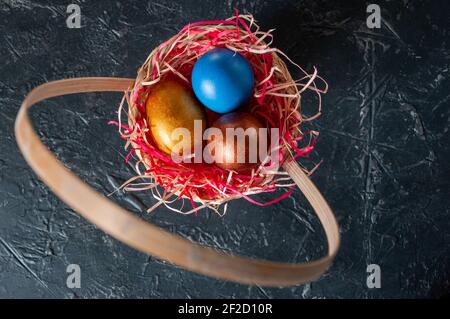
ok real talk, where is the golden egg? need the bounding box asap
[206,112,266,172]
[146,78,206,156]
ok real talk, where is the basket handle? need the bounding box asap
[15,77,340,287]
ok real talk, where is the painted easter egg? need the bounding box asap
[191,48,254,114]
[146,78,206,156]
[206,112,265,171]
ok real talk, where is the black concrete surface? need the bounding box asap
[0,0,449,298]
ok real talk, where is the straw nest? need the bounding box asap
[112,13,327,215]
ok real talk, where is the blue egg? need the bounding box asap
[191,48,254,114]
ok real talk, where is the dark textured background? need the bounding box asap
[0,0,449,298]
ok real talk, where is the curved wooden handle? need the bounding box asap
[15,77,340,287]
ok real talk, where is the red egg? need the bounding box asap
[206,112,266,172]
